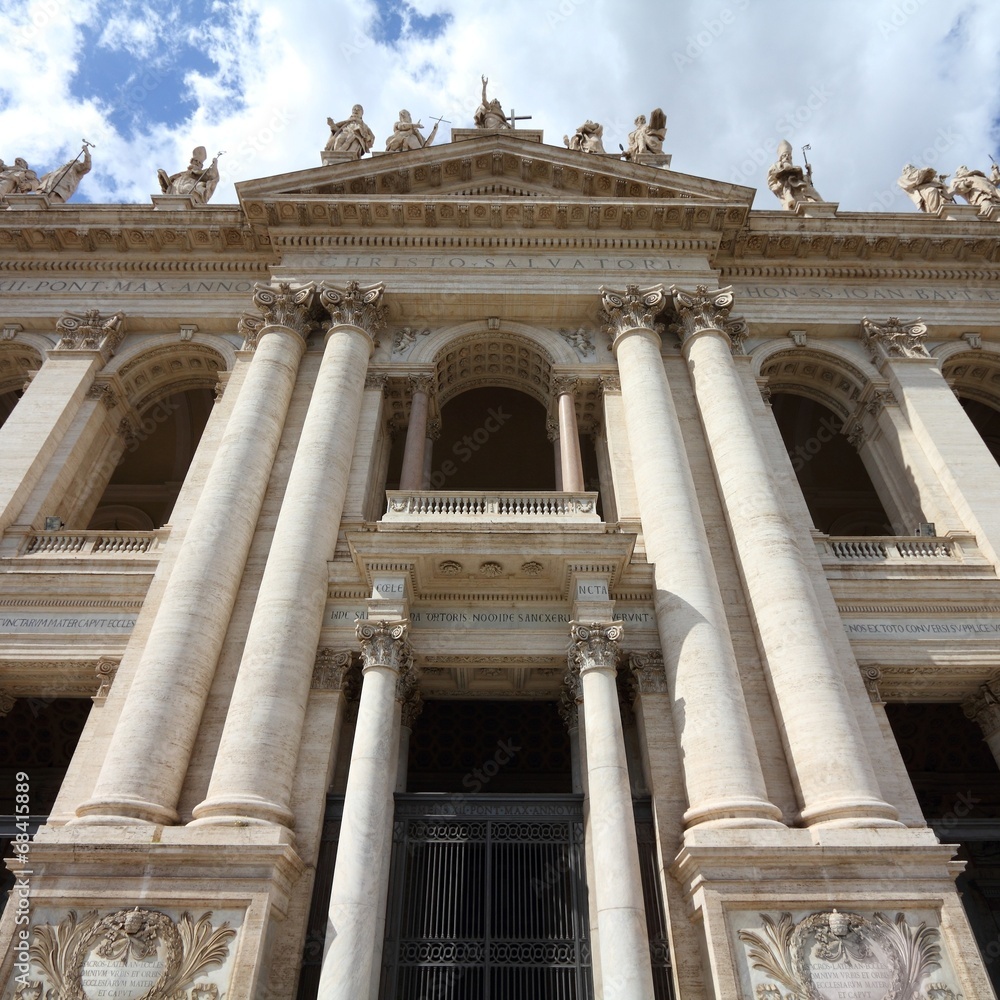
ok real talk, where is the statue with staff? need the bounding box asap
[157,146,223,205]
[385,110,443,152]
[35,139,94,203]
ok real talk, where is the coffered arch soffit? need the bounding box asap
[755,345,872,419]
[942,348,1000,410]
[105,337,233,415]
[0,340,43,395]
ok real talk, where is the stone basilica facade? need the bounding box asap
[2,124,1000,1000]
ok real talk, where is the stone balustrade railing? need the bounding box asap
[19,529,164,557]
[382,491,601,524]
[815,533,994,573]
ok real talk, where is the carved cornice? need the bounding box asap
[356,619,411,674]
[311,648,354,691]
[628,651,669,695]
[599,284,667,343]
[568,620,624,674]
[670,284,748,352]
[964,673,1000,738]
[859,316,930,365]
[55,309,127,359]
[251,281,316,337]
[319,280,387,336]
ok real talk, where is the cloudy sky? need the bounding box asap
[1,0,998,212]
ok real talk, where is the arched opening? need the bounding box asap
[430,386,555,491]
[87,387,214,529]
[771,391,892,535]
[0,389,20,430]
[960,397,1000,465]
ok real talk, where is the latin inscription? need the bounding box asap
[0,613,136,634]
[325,604,655,630]
[845,618,1000,638]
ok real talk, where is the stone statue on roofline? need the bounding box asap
[625,109,666,159]
[36,142,93,203]
[564,120,606,154]
[326,104,375,158]
[948,164,1000,212]
[0,157,40,198]
[385,110,439,152]
[474,75,510,129]
[897,163,954,214]
[157,146,220,205]
[767,140,823,210]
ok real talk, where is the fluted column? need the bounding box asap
[600,284,781,829]
[964,674,1000,770]
[399,374,433,491]
[861,316,1000,569]
[191,281,384,828]
[673,284,898,828]
[74,285,313,825]
[0,310,124,532]
[570,622,655,1000]
[319,621,414,999]
[554,375,585,491]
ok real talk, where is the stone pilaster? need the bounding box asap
[673,283,899,828]
[191,280,384,829]
[862,315,1000,570]
[569,621,655,1000]
[600,283,782,830]
[319,620,414,1000]
[74,284,314,825]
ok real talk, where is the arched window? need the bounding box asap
[770,391,892,535]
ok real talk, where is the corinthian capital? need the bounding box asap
[320,280,388,336]
[599,284,667,342]
[55,309,127,359]
[356,619,411,673]
[629,651,669,695]
[251,281,317,337]
[859,316,930,364]
[670,284,748,351]
[964,674,1000,739]
[568,620,624,674]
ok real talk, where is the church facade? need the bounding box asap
[1,128,1000,1000]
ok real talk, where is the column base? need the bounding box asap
[189,793,296,830]
[683,796,786,829]
[798,795,902,828]
[71,794,178,826]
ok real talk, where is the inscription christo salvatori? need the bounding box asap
[736,909,963,1000]
[17,906,237,1000]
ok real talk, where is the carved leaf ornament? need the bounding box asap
[737,909,952,1000]
[27,907,236,1000]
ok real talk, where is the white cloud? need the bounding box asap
[1,0,998,211]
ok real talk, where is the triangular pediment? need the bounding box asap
[237,133,754,238]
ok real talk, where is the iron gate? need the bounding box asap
[379,794,594,1000]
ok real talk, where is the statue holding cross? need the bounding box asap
[474,75,532,130]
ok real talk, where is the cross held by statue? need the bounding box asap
[507,109,532,129]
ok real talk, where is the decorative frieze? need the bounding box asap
[599,283,667,342]
[859,315,930,364]
[250,281,316,337]
[319,280,387,336]
[55,309,127,359]
[670,283,749,352]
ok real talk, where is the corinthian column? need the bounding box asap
[673,284,898,827]
[600,284,781,829]
[192,281,385,829]
[319,620,413,999]
[74,284,314,824]
[554,374,585,491]
[399,374,433,490]
[570,622,655,1000]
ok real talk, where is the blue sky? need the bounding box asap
[1,0,998,210]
